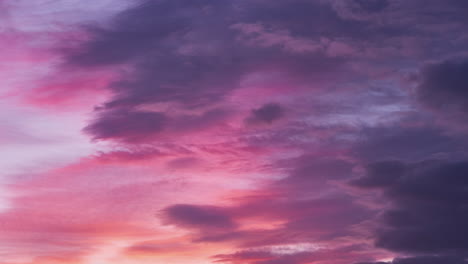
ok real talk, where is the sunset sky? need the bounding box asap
[1,1,468,263]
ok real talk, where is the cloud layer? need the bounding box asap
[1,0,468,263]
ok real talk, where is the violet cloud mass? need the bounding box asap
[1,0,468,264]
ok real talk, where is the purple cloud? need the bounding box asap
[352,160,468,254]
[162,204,237,230]
[245,103,285,125]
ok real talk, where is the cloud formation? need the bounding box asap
[2,0,468,263]
[417,58,468,119]
[245,103,285,125]
[351,159,468,258]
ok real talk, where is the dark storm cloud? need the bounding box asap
[58,0,468,144]
[69,0,251,143]
[350,160,407,188]
[67,0,225,66]
[245,103,285,125]
[329,0,390,22]
[353,126,466,162]
[391,256,468,264]
[66,0,409,143]
[352,160,468,254]
[354,0,389,13]
[417,58,468,117]
[356,255,468,264]
[333,0,468,23]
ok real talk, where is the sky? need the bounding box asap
[1,0,468,263]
